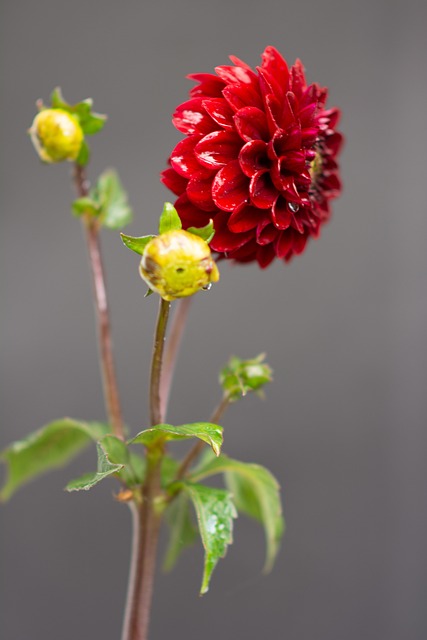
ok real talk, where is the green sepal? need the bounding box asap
[191,454,284,572]
[187,219,215,244]
[71,196,100,218]
[65,441,124,492]
[120,233,156,255]
[220,354,273,402]
[92,169,133,229]
[0,419,109,501]
[158,202,182,235]
[50,87,107,136]
[130,423,223,456]
[75,139,90,166]
[183,483,237,594]
[163,492,198,571]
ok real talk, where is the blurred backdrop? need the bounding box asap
[1,1,427,639]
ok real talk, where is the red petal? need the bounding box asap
[256,244,276,268]
[228,203,266,232]
[212,160,250,212]
[271,198,292,230]
[249,171,278,209]
[275,231,294,258]
[290,60,307,97]
[326,132,344,155]
[290,212,304,233]
[170,135,203,178]
[227,239,258,262]
[298,103,317,126]
[210,211,253,252]
[239,140,270,177]
[195,131,241,169]
[234,107,270,142]
[261,46,289,91]
[187,171,216,211]
[215,64,257,85]
[175,194,212,228]
[202,99,235,130]
[256,221,278,245]
[188,73,225,98]
[293,231,308,254]
[160,168,188,196]
[223,83,263,112]
[173,99,217,135]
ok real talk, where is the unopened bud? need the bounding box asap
[140,230,220,301]
[29,108,84,163]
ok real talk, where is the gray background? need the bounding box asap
[1,0,427,639]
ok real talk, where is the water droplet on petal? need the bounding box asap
[202,283,212,291]
[288,201,300,213]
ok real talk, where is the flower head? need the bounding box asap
[29,108,84,163]
[140,229,220,301]
[161,46,343,267]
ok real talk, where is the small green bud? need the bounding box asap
[29,108,84,163]
[220,354,273,401]
[139,229,220,301]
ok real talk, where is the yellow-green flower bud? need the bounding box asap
[140,230,220,301]
[29,108,84,163]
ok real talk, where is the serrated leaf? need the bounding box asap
[76,139,90,166]
[130,423,223,456]
[0,419,109,501]
[120,233,155,255]
[158,202,182,235]
[187,219,215,244]
[191,455,284,572]
[163,492,198,571]
[93,169,133,229]
[184,483,236,594]
[71,196,99,218]
[65,441,123,492]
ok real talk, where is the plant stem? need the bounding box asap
[73,164,125,440]
[175,394,231,481]
[122,297,170,640]
[160,297,192,420]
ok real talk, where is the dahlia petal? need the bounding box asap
[293,231,308,254]
[290,59,307,97]
[170,135,203,178]
[212,160,250,212]
[299,103,317,127]
[228,204,267,232]
[257,67,285,104]
[227,239,258,262]
[215,64,257,85]
[301,127,319,146]
[290,212,304,234]
[321,173,342,194]
[210,211,253,252]
[175,193,212,228]
[188,73,226,98]
[202,99,235,130]
[275,231,294,258]
[239,140,269,177]
[160,168,188,196]
[321,107,341,129]
[187,171,217,212]
[223,83,264,112]
[271,197,292,230]
[249,171,278,209]
[195,131,241,169]
[326,132,344,155]
[173,98,217,136]
[234,107,270,142]
[261,46,289,92]
[229,55,252,70]
[256,244,276,268]
[256,222,278,245]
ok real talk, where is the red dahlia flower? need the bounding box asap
[161,46,343,268]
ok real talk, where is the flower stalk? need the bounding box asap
[73,164,125,440]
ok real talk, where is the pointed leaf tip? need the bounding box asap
[158,202,182,235]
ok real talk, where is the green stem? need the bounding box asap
[122,297,170,640]
[73,164,125,440]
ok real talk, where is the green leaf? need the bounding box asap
[158,202,182,235]
[184,483,237,594]
[71,196,99,218]
[120,233,155,255]
[76,139,90,166]
[94,169,133,229]
[220,354,273,402]
[0,419,109,501]
[187,219,215,244]
[65,441,123,492]
[130,423,223,456]
[50,86,68,109]
[191,454,284,572]
[163,492,198,571]
[50,88,107,136]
